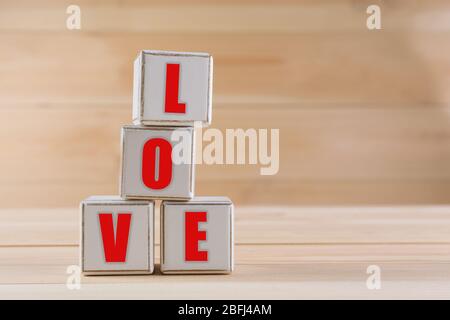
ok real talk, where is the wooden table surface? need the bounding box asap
[1,205,449,299]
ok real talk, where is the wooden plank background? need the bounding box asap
[0,0,449,207]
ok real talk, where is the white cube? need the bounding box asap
[133,50,212,126]
[80,196,154,275]
[120,125,195,200]
[161,196,234,274]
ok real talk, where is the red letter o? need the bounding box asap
[142,138,173,189]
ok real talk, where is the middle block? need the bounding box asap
[120,125,195,200]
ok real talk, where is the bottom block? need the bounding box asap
[161,196,234,274]
[81,196,154,275]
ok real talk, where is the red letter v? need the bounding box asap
[99,213,132,262]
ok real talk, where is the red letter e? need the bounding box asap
[185,211,208,261]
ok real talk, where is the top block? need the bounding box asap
[132,50,213,127]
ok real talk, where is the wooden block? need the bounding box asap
[120,125,195,200]
[133,50,212,126]
[161,196,234,274]
[80,196,154,275]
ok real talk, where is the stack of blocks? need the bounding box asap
[80,50,234,275]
